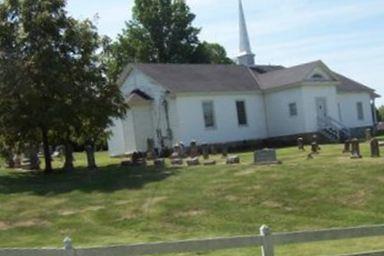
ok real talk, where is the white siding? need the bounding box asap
[122,111,137,153]
[107,118,127,157]
[337,92,373,128]
[109,68,179,155]
[175,93,268,144]
[265,87,306,137]
[132,105,155,152]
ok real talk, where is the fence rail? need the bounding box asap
[1,224,384,256]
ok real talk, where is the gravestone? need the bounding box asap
[179,141,186,158]
[370,138,380,157]
[221,144,228,158]
[210,145,218,155]
[254,149,281,165]
[202,143,210,160]
[297,137,305,151]
[13,154,22,168]
[226,155,240,165]
[189,140,199,158]
[171,158,183,166]
[351,138,362,159]
[25,145,40,170]
[311,142,319,154]
[171,144,182,159]
[154,158,166,168]
[312,135,320,148]
[203,160,216,166]
[121,152,146,167]
[343,139,351,153]
[366,128,372,141]
[186,157,200,166]
[146,139,157,160]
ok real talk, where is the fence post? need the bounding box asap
[64,237,74,256]
[260,225,274,256]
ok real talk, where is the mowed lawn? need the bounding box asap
[1,143,384,256]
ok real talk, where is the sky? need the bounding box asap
[67,0,384,105]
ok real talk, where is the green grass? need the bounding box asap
[1,144,384,256]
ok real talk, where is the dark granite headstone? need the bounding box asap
[366,128,372,141]
[343,139,351,153]
[254,149,281,165]
[221,144,228,158]
[146,139,156,160]
[202,143,210,160]
[311,142,319,154]
[154,158,166,168]
[187,157,200,166]
[370,138,380,157]
[297,137,305,151]
[351,138,362,159]
[189,140,199,158]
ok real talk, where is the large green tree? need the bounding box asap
[107,0,232,80]
[0,0,127,172]
[377,106,384,122]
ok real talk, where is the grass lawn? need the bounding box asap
[1,143,384,255]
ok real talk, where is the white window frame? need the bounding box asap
[202,100,216,129]
[236,100,248,126]
[357,102,364,121]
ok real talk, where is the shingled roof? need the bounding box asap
[133,63,261,93]
[255,60,327,90]
[121,61,378,97]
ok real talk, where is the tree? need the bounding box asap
[0,0,127,172]
[192,42,233,64]
[377,106,384,122]
[107,0,232,80]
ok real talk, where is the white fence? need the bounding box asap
[1,224,384,256]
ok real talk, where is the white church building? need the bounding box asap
[108,0,380,156]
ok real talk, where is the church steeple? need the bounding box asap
[237,0,255,66]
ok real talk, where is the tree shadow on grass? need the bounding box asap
[0,165,180,196]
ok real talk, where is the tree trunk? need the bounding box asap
[85,144,97,170]
[29,144,40,170]
[63,141,74,172]
[41,127,52,173]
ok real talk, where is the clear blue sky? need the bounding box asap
[67,0,384,106]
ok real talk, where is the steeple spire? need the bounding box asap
[237,0,255,66]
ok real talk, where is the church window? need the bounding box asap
[289,102,298,117]
[312,73,324,80]
[236,100,248,126]
[202,101,216,128]
[357,102,364,120]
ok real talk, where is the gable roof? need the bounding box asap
[255,60,329,90]
[332,72,376,94]
[132,64,261,93]
[252,65,285,74]
[119,61,379,97]
[126,89,153,107]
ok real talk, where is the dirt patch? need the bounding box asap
[341,190,368,207]
[0,219,50,231]
[59,206,105,216]
[0,221,10,231]
[235,169,256,176]
[176,209,205,218]
[261,200,283,209]
[142,196,168,212]
[225,195,239,202]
